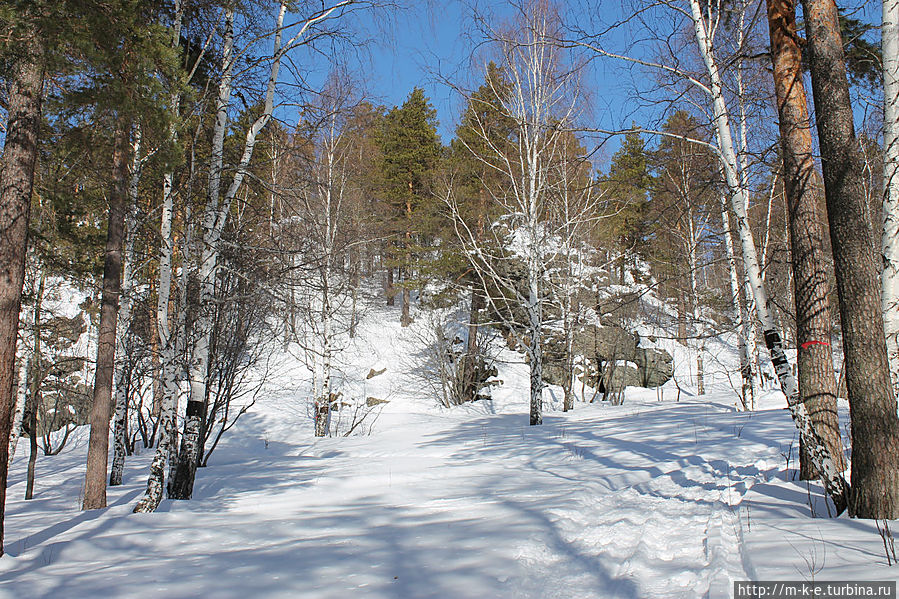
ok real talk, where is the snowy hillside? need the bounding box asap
[0,302,894,599]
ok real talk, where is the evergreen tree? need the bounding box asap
[375,87,442,326]
[601,130,651,282]
[446,62,515,403]
[77,0,179,511]
[648,110,718,393]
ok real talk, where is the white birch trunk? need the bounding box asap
[132,168,179,511]
[883,0,899,393]
[688,0,849,513]
[133,2,184,513]
[171,4,287,498]
[527,265,543,426]
[721,198,754,410]
[168,5,235,497]
[687,216,704,394]
[8,334,30,466]
[735,49,763,396]
[109,126,142,487]
[526,138,543,426]
[8,258,35,466]
[314,148,335,438]
[166,200,192,490]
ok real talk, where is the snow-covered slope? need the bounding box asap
[0,302,894,598]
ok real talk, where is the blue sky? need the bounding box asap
[359,2,484,142]
[324,0,881,171]
[355,1,635,166]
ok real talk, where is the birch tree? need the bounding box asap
[650,111,718,395]
[169,0,370,499]
[570,0,850,511]
[719,196,753,409]
[883,0,899,393]
[545,133,604,411]
[450,0,583,426]
[290,76,362,437]
[134,0,195,514]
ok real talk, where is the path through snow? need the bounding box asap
[1,393,791,598]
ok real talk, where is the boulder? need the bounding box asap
[605,363,643,391]
[635,348,674,388]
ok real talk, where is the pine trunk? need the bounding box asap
[23,272,43,500]
[765,0,845,479]
[462,287,485,403]
[386,265,395,306]
[801,0,899,519]
[24,390,37,500]
[688,0,850,513]
[0,26,43,555]
[401,194,413,327]
[83,119,130,511]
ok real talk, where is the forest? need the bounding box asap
[0,0,898,595]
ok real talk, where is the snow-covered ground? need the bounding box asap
[0,303,895,598]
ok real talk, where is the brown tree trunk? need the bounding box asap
[401,189,413,327]
[461,287,485,402]
[401,286,411,326]
[801,0,899,518]
[386,262,395,306]
[0,30,43,556]
[82,120,130,511]
[24,393,37,500]
[765,0,846,480]
[25,271,44,500]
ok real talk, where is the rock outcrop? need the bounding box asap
[542,324,673,393]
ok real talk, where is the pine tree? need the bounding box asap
[601,130,650,283]
[375,88,442,327]
[801,0,899,519]
[765,0,845,480]
[77,0,178,511]
[448,63,515,403]
[0,0,48,556]
[648,111,718,394]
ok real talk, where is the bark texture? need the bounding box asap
[688,0,849,513]
[765,0,845,478]
[801,0,899,518]
[169,7,236,500]
[110,132,141,487]
[82,121,130,510]
[884,0,899,393]
[0,31,43,554]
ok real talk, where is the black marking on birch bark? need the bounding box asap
[185,400,204,418]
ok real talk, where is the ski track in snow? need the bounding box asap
[0,304,894,598]
[0,398,776,599]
